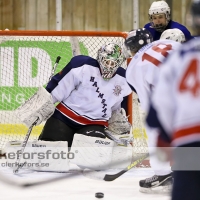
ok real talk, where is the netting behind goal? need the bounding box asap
[0,30,147,155]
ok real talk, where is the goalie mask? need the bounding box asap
[149,1,171,32]
[97,43,125,80]
[160,28,186,43]
[124,28,153,56]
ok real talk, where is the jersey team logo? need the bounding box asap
[113,85,122,96]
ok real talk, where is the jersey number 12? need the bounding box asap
[142,44,173,67]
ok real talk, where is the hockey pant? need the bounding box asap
[38,116,106,148]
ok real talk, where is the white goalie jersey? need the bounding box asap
[15,55,132,129]
[126,39,181,112]
[46,55,132,128]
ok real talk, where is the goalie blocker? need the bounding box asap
[15,86,55,128]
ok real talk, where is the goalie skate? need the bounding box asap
[139,173,173,194]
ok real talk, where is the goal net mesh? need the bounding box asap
[0,31,148,157]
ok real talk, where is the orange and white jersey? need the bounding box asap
[126,39,180,111]
[151,38,200,146]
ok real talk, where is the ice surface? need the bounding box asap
[0,159,171,200]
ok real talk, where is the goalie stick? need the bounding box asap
[0,153,149,188]
[13,56,61,174]
[0,167,82,188]
[103,129,132,147]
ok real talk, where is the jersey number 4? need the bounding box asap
[179,58,200,96]
[142,44,172,66]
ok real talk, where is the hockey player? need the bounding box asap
[11,43,133,172]
[37,43,132,148]
[160,28,186,43]
[125,28,182,193]
[144,0,194,41]
[146,0,200,199]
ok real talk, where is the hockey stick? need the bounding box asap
[103,113,149,181]
[0,167,82,188]
[103,153,149,181]
[82,152,149,181]
[13,56,61,174]
[0,153,148,187]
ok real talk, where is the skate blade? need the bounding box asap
[139,185,172,194]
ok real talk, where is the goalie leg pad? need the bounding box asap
[70,134,115,170]
[77,125,106,138]
[5,140,70,172]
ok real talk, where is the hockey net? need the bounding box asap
[0,30,147,157]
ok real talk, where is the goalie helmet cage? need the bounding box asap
[0,30,147,157]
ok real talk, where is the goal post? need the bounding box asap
[0,30,147,155]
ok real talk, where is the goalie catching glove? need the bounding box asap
[15,87,55,128]
[108,108,131,135]
[107,108,133,146]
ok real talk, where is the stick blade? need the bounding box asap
[103,169,127,181]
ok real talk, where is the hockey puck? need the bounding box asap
[95,192,104,198]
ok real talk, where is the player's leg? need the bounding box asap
[172,142,200,200]
[70,124,133,170]
[25,116,75,172]
[139,125,172,193]
[6,116,72,172]
[38,116,75,147]
[70,125,116,170]
[172,171,200,200]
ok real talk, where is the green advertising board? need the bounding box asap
[0,40,88,110]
